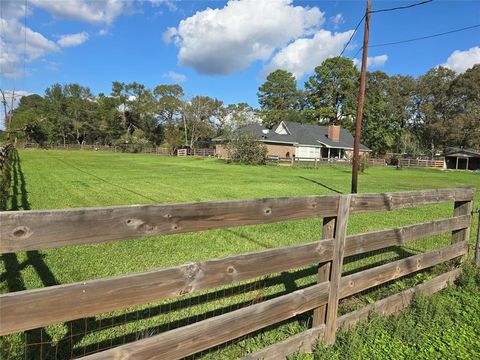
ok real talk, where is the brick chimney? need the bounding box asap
[328,125,340,142]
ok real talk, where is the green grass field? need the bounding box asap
[1,149,479,359]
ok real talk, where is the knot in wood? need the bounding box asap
[184,263,200,281]
[264,208,272,215]
[12,226,32,239]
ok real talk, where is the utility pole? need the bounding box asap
[351,0,371,194]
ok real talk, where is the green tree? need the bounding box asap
[362,71,395,155]
[304,57,359,128]
[44,83,73,145]
[63,84,96,144]
[447,64,480,149]
[227,132,267,165]
[182,96,223,148]
[153,84,184,151]
[414,66,456,156]
[386,75,416,154]
[257,70,302,127]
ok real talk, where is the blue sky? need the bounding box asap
[1,0,479,109]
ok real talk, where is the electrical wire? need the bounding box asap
[23,0,28,83]
[353,24,480,57]
[370,0,434,14]
[339,14,366,58]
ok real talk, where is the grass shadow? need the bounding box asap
[299,176,344,194]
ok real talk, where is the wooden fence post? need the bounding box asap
[312,216,336,327]
[452,199,473,262]
[323,194,351,345]
[475,209,480,266]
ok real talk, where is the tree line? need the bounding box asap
[258,57,480,156]
[5,82,256,153]
[4,57,479,156]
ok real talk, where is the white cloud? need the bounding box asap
[367,54,388,67]
[57,32,89,48]
[0,0,134,79]
[264,30,354,79]
[0,19,59,61]
[29,0,131,25]
[164,0,324,75]
[353,54,389,68]
[330,13,344,28]
[97,28,110,36]
[442,46,480,73]
[162,71,187,82]
[0,17,60,78]
[149,0,177,12]
[0,41,22,79]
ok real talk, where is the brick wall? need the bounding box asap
[264,143,295,158]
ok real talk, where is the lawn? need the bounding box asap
[1,149,479,359]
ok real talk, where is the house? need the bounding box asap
[214,121,371,160]
[444,147,480,170]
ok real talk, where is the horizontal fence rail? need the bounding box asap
[399,159,444,168]
[0,188,473,253]
[0,214,471,335]
[0,187,474,359]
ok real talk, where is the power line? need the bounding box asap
[339,14,366,57]
[361,23,480,56]
[24,0,28,84]
[370,0,433,14]
[353,24,480,57]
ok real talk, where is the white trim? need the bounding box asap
[259,139,298,145]
[274,121,291,135]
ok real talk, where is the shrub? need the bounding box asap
[226,132,267,165]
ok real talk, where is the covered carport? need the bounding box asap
[445,148,480,170]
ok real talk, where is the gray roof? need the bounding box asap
[214,121,371,151]
[444,147,480,158]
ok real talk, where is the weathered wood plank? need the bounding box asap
[340,241,468,299]
[337,268,462,331]
[80,282,330,360]
[0,195,340,253]
[241,325,326,360]
[0,188,473,253]
[0,238,334,336]
[350,187,474,213]
[0,215,468,336]
[241,269,461,360]
[344,214,471,257]
[312,216,336,327]
[323,195,351,345]
[451,200,473,262]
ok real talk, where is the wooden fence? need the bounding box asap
[0,187,474,359]
[23,143,171,155]
[286,157,386,168]
[22,143,214,157]
[399,158,444,169]
[0,143,14,172]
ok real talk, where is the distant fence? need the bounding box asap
[22,143,214,157]
[0,187,474,359]
[399,158,444,169]
[282,157,386,168]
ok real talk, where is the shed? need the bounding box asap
[444,147,480,170]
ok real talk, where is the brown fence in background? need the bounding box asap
[0,187,474,359]
[399,159,444,169]
[22,143,216,157]
[286,157,386,168]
